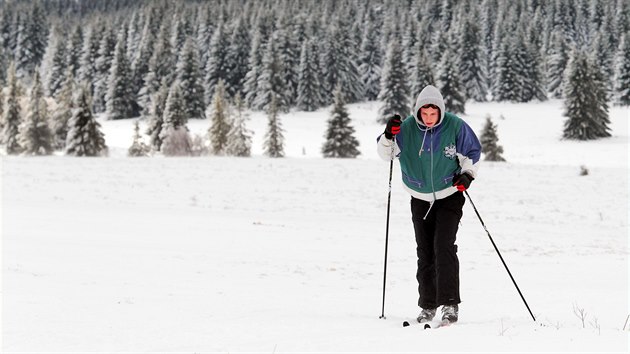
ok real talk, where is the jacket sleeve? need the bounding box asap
[456,121,481,178]
[376,133,402,161]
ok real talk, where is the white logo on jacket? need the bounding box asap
[444,144,457,159]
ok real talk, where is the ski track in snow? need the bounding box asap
[2,100,629,352]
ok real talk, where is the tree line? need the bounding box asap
[0,0,628,156]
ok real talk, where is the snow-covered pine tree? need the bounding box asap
[160,81,192,156]
[275,15,300,107]
[359,9,382,101]
[208,80,230,155]
[15,2,48,79]
[77,22,103,96]
[437,45,466,114]
[105,30,136,120]
[493,33,519,102]
[0,83,3,121]
[225,17,251,98]
[296,39,323,112]
[409,43,435,105]
[65,85,108,157]
[138,20,175,116]
[458,12,487,102]
[254,35,288,113]
[319,32,338,106]
[243,30,263,108]
[18,70,52,155]
[225,94,252,157]
[480,115,505,161]
[377,41,409,123]
[146,79,169,151]
[0,45,6,85]
[93,26,117,113]
[204,22,230,103]
[2,63,22,154]
[66,25,84,79]
[335,15,363,104]
[131,11,157,104]
[546,30,570,98]
[322,85,360,158]
[176,37,205,120]
[263,94,284,158]
[613,32,630,106]
[46,28,67,97]
[128,120,150,157]
[50,71,74,150]
[516,29,546,102]
[562,49,611,140]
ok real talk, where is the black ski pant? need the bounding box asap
[411,192,465,309]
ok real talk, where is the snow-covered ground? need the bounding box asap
[2,100,629,352]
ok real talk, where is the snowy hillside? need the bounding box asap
[2,100,629,353]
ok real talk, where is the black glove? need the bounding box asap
[384,115,402,140]
[452,172,474,192]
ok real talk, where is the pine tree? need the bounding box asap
[93,26,117,113]
[176,37,205,119]
[243,31,263,108]
[18,70,52,155]
[493,34,520,102]
[254,36,288,113]
[322,85,360,158]
[138,20,175,115]
[613,32,630,106]
[65,85,108,157]
[225,94,252,157]
[208,80,230,155]
[204,22,230,103]
[517,30,547,102]
[46,28,67,97]
[2,63,22,154]
[78,22,103,96]
[438,46,466,114]
[225,17,251,98]
[409,43,435,105]
[0,45,6,85]
[128,120,150,157]
[296,39,323,111]
[562,49,611,140]
[359,10,382,101]
[66,25,84,79]
[377,41,409,123]
[50,71,74,150]
[319,33,338,106]
[160,82,192,156]
[146,79,169,151]
[275,16,300,106]
[131,12,157,105]
[458,13,487,102]
[106,30,136,120]
[263,95,285,158]
[546,30,570,98]
[480,115,505,161]
[15,2,48,79]
[335,15,363,103]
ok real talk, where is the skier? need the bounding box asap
[377,85,481,325]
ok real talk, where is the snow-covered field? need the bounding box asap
[2,100,629,353]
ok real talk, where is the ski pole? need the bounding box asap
[379,138,395,319]
[464,190,537,322]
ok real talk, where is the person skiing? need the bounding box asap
[376,85,481,325]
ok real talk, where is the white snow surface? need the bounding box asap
[2,100,629,353]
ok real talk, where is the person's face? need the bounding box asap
[420,105,439,127]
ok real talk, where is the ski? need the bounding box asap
[402,319,454,329]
